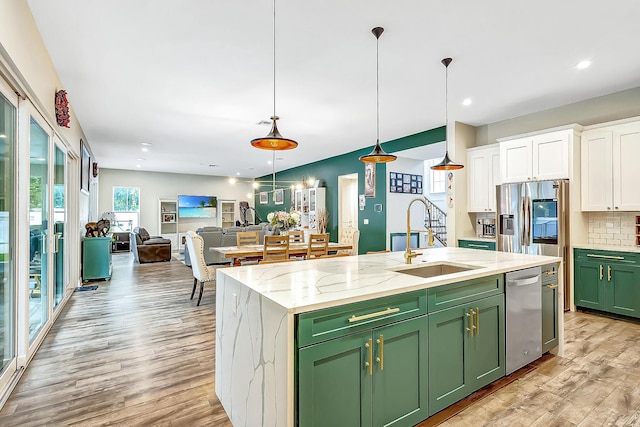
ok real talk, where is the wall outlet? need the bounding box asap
[363,219,369,225]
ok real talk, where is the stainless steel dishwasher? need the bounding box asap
[505,266,542,375]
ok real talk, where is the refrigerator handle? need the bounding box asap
[525,196,532,244]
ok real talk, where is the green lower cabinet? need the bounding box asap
[574,260,605,310]
[607,264,640,317]
[541,282,559,353]
[298,316,428,427]
[428,294,505,416]
[574,251,640,318]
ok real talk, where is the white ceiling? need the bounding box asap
[26,0,640,179]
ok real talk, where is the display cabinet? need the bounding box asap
[159,198,178,248]
[218,200,236,228]
[82,237,112,281]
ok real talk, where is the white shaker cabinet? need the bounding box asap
[499,128,574,184]
[467,145,500,212]
[581,119,640,211]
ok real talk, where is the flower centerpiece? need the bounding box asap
[267,211,300,235]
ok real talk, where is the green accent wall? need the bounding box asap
[255,126,445,254]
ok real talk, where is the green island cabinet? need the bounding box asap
[297,290,428,427]
[458,239,496,251]
[427,274,505,415]
[82,237,112,281]
[574,248,640,317]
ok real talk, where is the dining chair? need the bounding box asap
[185,230,220,306]
[338,226,360,256]
[263,235,290,262]
[259,258,296,265]
[237,231,259,246]
[306,233,329,259]
[288,230,305,243]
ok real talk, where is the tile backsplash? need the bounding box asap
[588,212,639,246]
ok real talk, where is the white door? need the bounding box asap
[338,174,358,238]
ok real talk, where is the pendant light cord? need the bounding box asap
[376,32,380,144]
[272,0,276,118]
[444,62,448,128]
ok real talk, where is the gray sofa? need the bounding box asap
[184,223,269,266]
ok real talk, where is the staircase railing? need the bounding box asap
[423,197,447,246]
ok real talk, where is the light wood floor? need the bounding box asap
[2,253,640,426]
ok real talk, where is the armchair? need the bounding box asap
[130,227,171,263]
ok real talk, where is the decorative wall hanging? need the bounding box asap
[274,188,284,205]
[259,192,269,204]
[92,162,99,177]
[80,140,90,193]
[389,172,422,194]
[55,89,71,128]
[364,162,376,197]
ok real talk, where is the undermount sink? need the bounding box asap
[392,262,479,279]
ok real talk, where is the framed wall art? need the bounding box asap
[259,192,268,204]
[389,172,422,194]
[274,188,284,205]
[364,162,376,198]
[80,139,90,193]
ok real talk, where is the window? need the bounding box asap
[112,187,140,230]
[428,159,446,193]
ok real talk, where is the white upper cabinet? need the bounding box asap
[499,128,573,183]
[467,145,500,212]
[582,120,640,211]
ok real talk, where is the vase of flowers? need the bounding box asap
[267,211,300,235]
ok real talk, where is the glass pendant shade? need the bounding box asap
[251,116,298,150]
[359,26,396,164]
[431,57,463,171]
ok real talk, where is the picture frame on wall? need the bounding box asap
[390,172,423,194]
[364,162,376,198]
[259,191,268,204]
[274,188,284,205]
[80,139,90,193]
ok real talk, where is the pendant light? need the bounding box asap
[431,58,464,170]
[250,0,298,150]
[359,27,396,163]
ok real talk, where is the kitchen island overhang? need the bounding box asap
[215,247,563,427]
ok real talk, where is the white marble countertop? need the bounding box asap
[218,247,561,313]
[573,244,640,254]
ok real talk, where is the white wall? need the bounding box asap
[98,168,255,234]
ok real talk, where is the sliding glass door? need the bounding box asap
[0,83,16,390]
[53,142,66,310]
[28,117,50,343]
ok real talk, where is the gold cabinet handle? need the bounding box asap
[365,339,373,376]
[587,253,624,260]
[545,270,556,276]
[349,307,400,323]
[599,265,603,280]
[466,309,476,337]
[376,335,384,371]
[468,243,489,248]
[546,284,559,289]
[608,265,612,281]
[475,307,480,335]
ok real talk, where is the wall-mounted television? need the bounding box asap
[178,195,217,218]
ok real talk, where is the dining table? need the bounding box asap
[213,242,353,265]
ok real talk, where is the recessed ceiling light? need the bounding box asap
[136,164,141,168]
[576,60,591,70]
[141,142,152,146]
[462,98,472,106]
[141,147,148,152]
[137,158,146,161]
[236,172,240,176]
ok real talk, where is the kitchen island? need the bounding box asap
[215,247,562,427]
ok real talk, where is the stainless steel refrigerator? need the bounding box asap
[497,180,570,308]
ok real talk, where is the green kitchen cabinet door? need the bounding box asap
[606,265,640,318]
[467,294,505,391]
[372,316,428,427]
[541,282,559,353]
[574,260,605,310]
[298,331,372,427]
[428,304,469,416]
